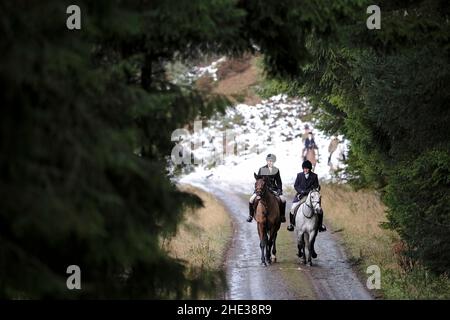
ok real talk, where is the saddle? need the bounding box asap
[292,195,308,226]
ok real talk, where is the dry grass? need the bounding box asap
[192,54,262,105]
[321,184,400,271]
[195,75,215,93]
[214,55,262,105]
[320,184,398,299]
[165,184,232,271]
[320,184,450,299]
[216,54,253,80]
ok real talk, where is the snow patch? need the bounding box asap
[176,95,348,193]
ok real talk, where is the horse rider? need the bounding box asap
[247,154,287,223]
[327,135,339,165]
[301,124,311,144]
[287,160,326,232]
[303,131,318,161]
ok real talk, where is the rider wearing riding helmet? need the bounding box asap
[287,160,326,232]
[247,154,287,223]
[303,131,318,161]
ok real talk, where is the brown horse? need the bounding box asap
[305,148,318,170]
[253,173,281,266]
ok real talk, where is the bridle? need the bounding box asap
[305,190,321,214]
[255,179,266,198]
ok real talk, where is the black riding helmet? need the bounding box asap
[302,160,312,170]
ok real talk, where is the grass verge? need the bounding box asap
[321,183,450,299]
[164,184,233,298]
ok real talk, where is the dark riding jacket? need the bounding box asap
[293,172,319,202]
[304,138,317,150]
[257,165,282,193]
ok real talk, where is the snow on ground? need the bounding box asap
[186,57,226,83]
[176,94,348,194]
[167,56,227,86]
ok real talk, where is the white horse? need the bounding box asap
[328,143,347,177]
[293,189,322,266]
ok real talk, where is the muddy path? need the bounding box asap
[187,181,372,300]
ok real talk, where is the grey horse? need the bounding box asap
[294,189,322,266]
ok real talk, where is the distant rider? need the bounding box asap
[327,135,339,165]
[303,132,318,161]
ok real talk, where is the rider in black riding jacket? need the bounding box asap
[287,160,326,232]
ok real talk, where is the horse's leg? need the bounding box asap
[297,242,303,257]
[310,215,319,259]
[302,233,307,264]
[299,232,306,264]
[260,239,266,266]
[264,232,270,265]
[310,230,318,259]
[257,223,266,266]
[297,231,303,258]
[271,232,278,263]
[266,231,272,264]
[307,231,318,266]
[304,232,311,266]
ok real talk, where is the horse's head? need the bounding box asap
[254,173,267,197]
[308,189,322,214]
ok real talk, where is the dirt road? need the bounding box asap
[187,181,373,300]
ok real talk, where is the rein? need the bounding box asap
[260,186,272,216]
[255,179,269,215]
[255,178,268,198]
[303,191,320,219]
[255,178,279,218]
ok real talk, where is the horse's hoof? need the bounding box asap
[297,252,303,258]
[261,262,267,267]
[312,252,317,259]
[272,257,277,263]
[308,262,313,267]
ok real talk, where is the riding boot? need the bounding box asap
[280,201,286,223]
[287,212,295,232]
[246,202,254,222]
[318,211,327,232]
